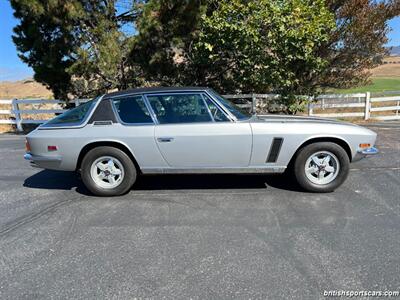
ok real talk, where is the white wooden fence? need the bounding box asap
[308,92,400,121]
[1,92,399,132]
[0,98,88,131]
[225,91,400,121]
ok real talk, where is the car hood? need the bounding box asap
[252,114,351,125]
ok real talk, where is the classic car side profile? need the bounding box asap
[24,87,378,196]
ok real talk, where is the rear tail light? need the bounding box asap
[25,140,31,152]
[47,145,58,152]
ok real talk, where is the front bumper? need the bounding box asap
[360,146,379,155]
[24,153,62,169]
[353,146,379,162]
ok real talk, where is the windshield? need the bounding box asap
[42,97,98,127]
[208,90,251,120]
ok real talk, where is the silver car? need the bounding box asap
[24,87,378,196]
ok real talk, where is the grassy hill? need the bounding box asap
[335,56,400,94]
[335,77,400,94]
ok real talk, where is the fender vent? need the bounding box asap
[266,138,283,163]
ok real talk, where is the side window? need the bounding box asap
[147,93,212,124]
[203,94,230,122]
[113,96,153,124]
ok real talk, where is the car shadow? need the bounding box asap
[134,173,302,192]
[23,170,303,195]
[23,170,92,195]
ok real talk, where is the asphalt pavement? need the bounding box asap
[0,123,399,299]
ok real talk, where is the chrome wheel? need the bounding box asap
[90,156,125,189]
[305,151,340,185]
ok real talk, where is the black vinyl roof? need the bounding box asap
[105,86,210,98]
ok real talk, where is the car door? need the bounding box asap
[145,92,252,168]
[110,95,168,169]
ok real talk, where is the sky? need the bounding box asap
[0,1,400,81]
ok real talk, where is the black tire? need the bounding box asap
[294,142,350,193]
[81,146,137,196]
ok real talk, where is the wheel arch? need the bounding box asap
[76,140,140,173]
[288,136,353,168]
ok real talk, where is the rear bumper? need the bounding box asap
[24,153,62,169]
[353,146,379,162]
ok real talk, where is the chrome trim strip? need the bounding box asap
[143,90,236,122]
[106,89,209,99]
[141,166,286,174]
[201,93,232,122]
[142,94,160,125]
[107,89,241,123]
[143,94,159,124]
[204,91,237,122]
[353,146,379,161]
[200,93,215,122]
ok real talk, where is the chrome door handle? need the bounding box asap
[157,137,174,143]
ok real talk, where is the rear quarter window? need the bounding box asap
[42,99,96,127]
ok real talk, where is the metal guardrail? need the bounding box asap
[1,92,400,132]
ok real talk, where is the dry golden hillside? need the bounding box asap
[0,79,53,133]
[0,58,398,100]
[371,56,400,77]
[0,79,53,99]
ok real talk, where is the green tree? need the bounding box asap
[10,0,81,99]
[316,0,400,89]
[131,0,207,85]
[11,0,400,109]
[133,0,399,113]
[10,0,143,99]
[133,0,335,113]
[66,1,139,97]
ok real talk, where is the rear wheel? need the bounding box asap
[294,142,349,192]
[81,146,137,196]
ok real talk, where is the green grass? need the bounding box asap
[333,77,400,94]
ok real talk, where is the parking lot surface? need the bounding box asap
[0,123,399,299]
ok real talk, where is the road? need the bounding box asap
[0,123,399,299]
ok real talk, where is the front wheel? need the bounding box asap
[294,142,350,192]
[81,146,137,196]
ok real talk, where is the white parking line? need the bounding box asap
[350,167,400,171]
